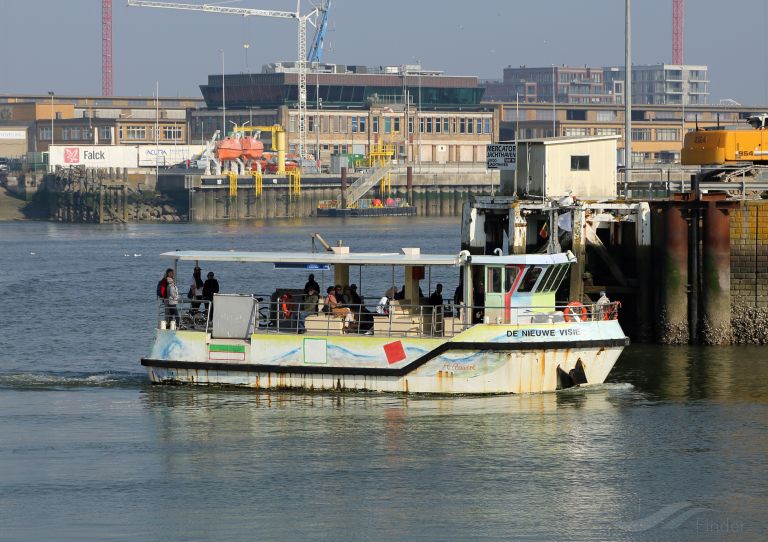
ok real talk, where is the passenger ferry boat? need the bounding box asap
[141,247,628,394]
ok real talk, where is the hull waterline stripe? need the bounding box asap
[141,338,630,378]
[209,344,246,353]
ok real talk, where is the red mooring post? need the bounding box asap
[702,203,732,344]
[660,204,689,344]
[340,166,347,209]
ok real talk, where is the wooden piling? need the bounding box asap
[702,203,732,344]
[659,205,689,344]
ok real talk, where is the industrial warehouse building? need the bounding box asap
[484,64,709,106]
[0,95,203,157]
[494,101,757,165]
[189,63,496,165]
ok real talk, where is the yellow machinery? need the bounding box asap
[251,170,263,197]
[367,140,395,196]
[227,171,238,198]
[682,115,768,165]
[287,170,301,197]
[232,124,287,174]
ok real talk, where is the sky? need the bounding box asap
[1,0,767,105]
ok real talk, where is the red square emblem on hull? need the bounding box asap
[64,148,80,164]
[383,341,406,364]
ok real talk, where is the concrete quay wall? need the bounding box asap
[730,202,768,343]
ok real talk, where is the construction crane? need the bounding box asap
[102,0,113,96]
[126,0,321,161]
[672,0,683,65]
[307,1,330,64]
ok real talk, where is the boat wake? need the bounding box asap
[0,370,148,390]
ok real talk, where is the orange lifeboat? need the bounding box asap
[240,137,264,160]
[215,137,243,161]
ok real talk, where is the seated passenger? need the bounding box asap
[428,284,444,307]
[341,286,353,306]
[349,284,362,305]
[325,286,354,329]
[303,287,319,315]
[394,284,406,300]
[376,294,390,316]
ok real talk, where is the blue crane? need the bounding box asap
[307,1,330,63]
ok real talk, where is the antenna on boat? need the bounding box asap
[311,233,334,253]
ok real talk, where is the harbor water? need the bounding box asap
[1,218,767,541]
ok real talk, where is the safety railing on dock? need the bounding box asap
[617,166,768,200]
[156,297,620,339]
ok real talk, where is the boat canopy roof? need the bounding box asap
[160,250,575,267]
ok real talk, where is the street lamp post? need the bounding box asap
[625,0,633,182]
[221,49,226,135]
[48,91,54,148]
[243,43,250,72]
[551,65,556,137]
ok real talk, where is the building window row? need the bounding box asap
[291,113,492,136]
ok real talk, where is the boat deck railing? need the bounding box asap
[156,297,620,339]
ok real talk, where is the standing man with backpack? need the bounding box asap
[157,269,179,327]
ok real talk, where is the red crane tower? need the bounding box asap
[102,0,113,96]
[672,0,683,65]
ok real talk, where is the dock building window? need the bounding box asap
[631,128,652,141]
[443,118,450,133]
[372,116,379,133]
[39,127,52,141]
[564,127,591,137]
[163,126,182,140]
[351,117,358,133]
[459,118,466,133]
[384,117,392,133]
[125,126,147,140]
[426,117,432,133]
[476,118,483,134]
[655,128,680,141]
[394,117,401,133]
[99,126,112,142]
[570,155,590,171]
[597,111,617,122]
[408,116,414,134]
[596,128,621,136]
[467,118,474,134]
[289,115,296,133]
[484,118,491,134]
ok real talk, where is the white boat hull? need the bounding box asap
[142,321,628,394]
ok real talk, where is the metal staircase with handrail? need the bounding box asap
[344,165,391,207]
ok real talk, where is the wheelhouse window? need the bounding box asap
[504,266,520,291]
[570,155,590,171]
[518,266,543,293]
[486,267,503,293]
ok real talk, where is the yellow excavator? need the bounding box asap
[682,114,768,166]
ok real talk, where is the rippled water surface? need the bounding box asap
[1,219,767,542]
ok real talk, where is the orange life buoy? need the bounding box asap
[564,301,588,322]
[280,295,292,319]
